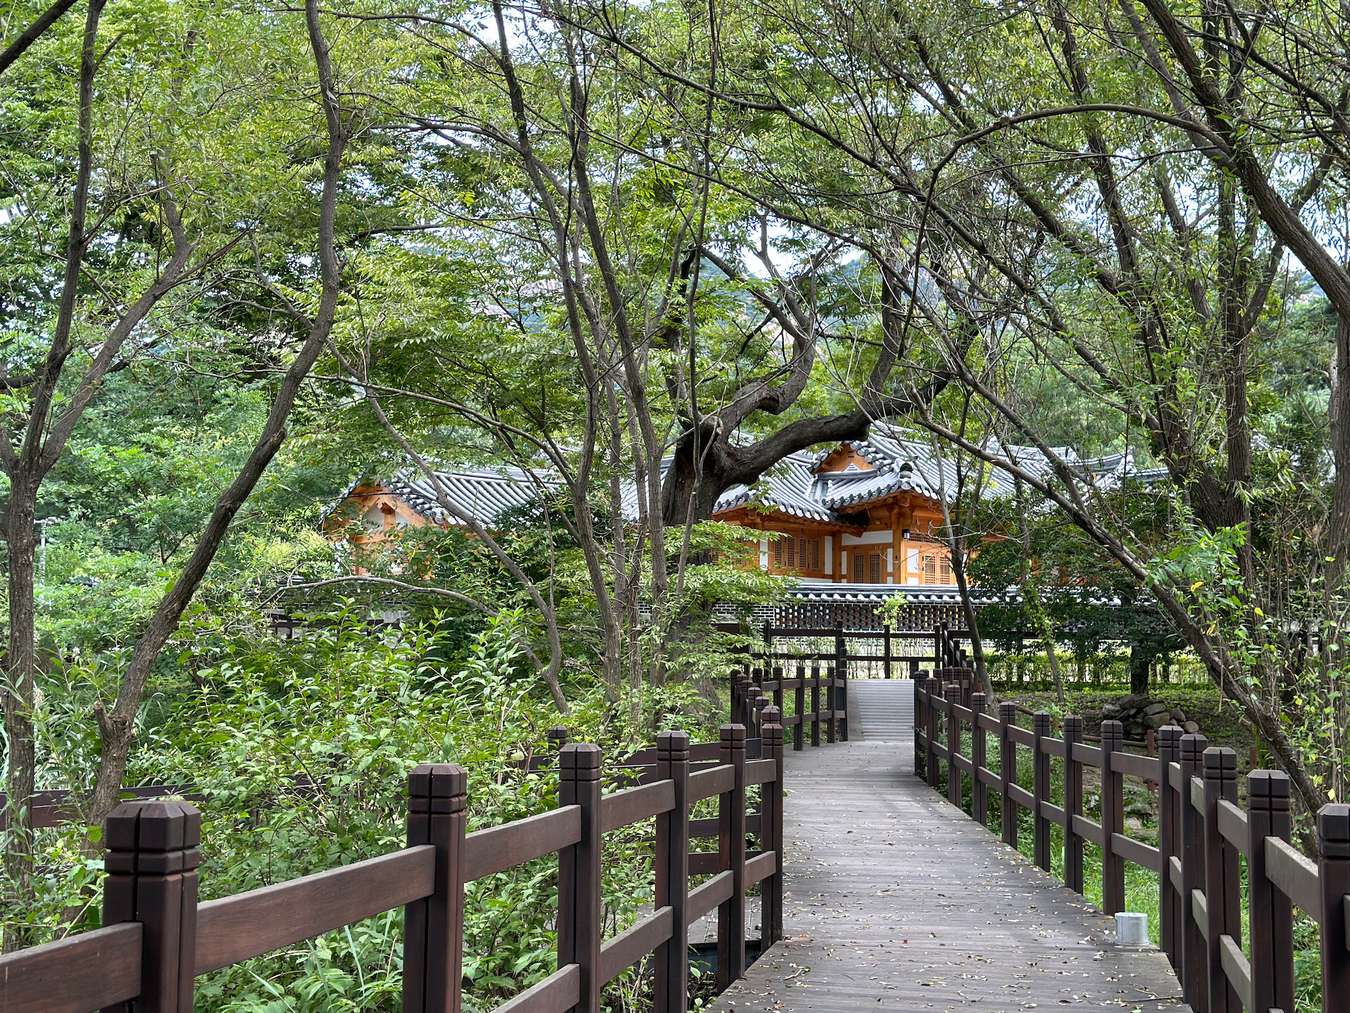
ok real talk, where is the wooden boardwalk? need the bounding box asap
[710,732,1190,1011]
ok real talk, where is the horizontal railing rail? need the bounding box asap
[914,672,1350,1013]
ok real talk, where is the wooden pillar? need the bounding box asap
[835,623,849,742]
[1202,747,1240,1013]
[946,683,961,806]
[716,723,747,990]
[103,800,201,1013]
[404,763,468,1013]
[1180,732,1209,1012]
[654,732,690,1013]
[1100,720,1125,918]
[1062,715,1084,893]
[1246,770,1294,1013]
[559,743,603,1013]
[825,664,837,744]
[810,665,821,748]
[914,672,928,779]
[1317,804,1350,1013]
[970,692,987,825]
[1033,712,1052,872]
[883,624,892,680]
[1158,726,1181,970]
[999,701,1017,847]
[762,707,785,945]
[928,681,944,791]
[792,663,806,752]
[771,665,784,721]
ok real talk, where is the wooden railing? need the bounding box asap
[915,673,1350,1013]
[0,716,787,1013]
[734,664,848,749]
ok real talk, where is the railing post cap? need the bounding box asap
[971,691,985,708]
[560,742,603,771]
[1318,804,1350,857]
[547,725,569,740]
[1063,714,1083,735]
[763,705,781,725]
[1203,746,1237,772]
[409,762,468,797]
[721,723,747,742]
[1180,731,1209,758]
[1158,724,1182,744]
[105,798,201,853]
[1033,711,1052,732]
[998,700,1016,718]
[656,729,690,754]
[1247,769,1290,810]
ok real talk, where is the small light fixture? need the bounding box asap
[901,528,910,540]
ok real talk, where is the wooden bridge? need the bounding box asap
[5,662,1350,1012]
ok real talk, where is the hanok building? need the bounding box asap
[325,426,1140,628]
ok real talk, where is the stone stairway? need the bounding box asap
[849,678,914,741]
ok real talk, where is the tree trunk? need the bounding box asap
[661,426,731,525]
[1129,643,1152,696]
[2,475,38,951]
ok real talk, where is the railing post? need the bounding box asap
[1180,732,1209,1012]
[762,707,785,945]
[730,668,742,726]
[1202,747,1240,1013]
[1032,712,1052,872]
[914,672,929,780]
[1247,770,1294,1013]
[793,663,806,752]
[932,623,942,671]
[404,763,467,1013]
[1062,715,1083,893]
[946,683,961,806]
[771,664,784,720]
[824,664,837,744]
[835,623,849,741]
[810,664,821,748]
[1158,726,1181,970]
[1099,719,1125,918]
[654,731,690,1013]
[716,723,747,991]
[1317,804,1350,1012]
[102,800,200,1013]
[752,689,767,740]
[927,681,944,791]
[883,624,892,680]
[999,701,1017,847]
[970,692,987,825]
[559,743,603,1013]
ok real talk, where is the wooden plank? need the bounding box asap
[1040,737,1066,759]
[952,754,974,775]
[745,851,776,886]
[1265,836,1322,918]
[1111,832,1162,873]
[1040,801,1065,824]
[690,815,760,840]
[977,765,1001,788]
[1190,775,1206,814]
[1072,814,1104,847]
[599,907,673,984]
[600,782,674,833]
[1219,933,1253,1012]
[491,963,581,1013]
[975,712,1001,733]
[1170,855,1182,894]
[1111,751,1160,781]
[689,765,734,803]
[1008,783,1035,809]
[464,807,582,881]
[195,846,435,974]
[745,759,777,786]
[1193,888,1209,942]
[0,923,142,1013]
[1006,724,1034,747]
[1071,742,1102,767]
[1216,798,1249,856]
[687,871,733,923]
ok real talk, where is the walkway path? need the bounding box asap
[711,695,1189,1011]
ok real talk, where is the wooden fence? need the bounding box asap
[914,673,1350,1013]
[732,663,848,748]
[0,716,787,1013]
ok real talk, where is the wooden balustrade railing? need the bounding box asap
[733,664,848,749]
[915,673,1350,1013]
[0,715,787,1013]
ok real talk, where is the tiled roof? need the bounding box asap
[341,426,1159,530]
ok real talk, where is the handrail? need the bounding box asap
[912,675,1350,1013]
